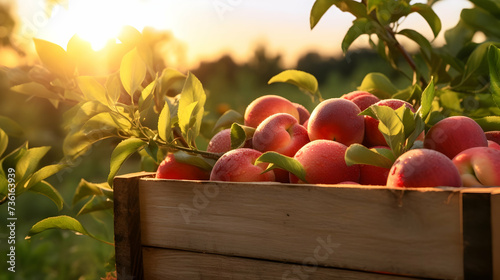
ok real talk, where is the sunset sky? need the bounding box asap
[13,0,472,69]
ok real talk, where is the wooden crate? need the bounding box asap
[113,172,500,280]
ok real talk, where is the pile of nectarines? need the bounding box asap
[156,93,500,188]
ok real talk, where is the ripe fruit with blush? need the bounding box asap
[210,148,275,182]
[290,140,360,184]
[341,91,380,111]
[386,149,462,188]
[253,113,310,157]
[156,153,210,180]
[423,116,488,159]
[452,147,500,187]
[292,102,311,125]
[244,95,299,128]
[307,98,365,146]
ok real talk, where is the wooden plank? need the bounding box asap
[461,188,494,279]
[491,189,500,280]
[139,179,464,279]
[113,172,154,280]
[142,247,425,280]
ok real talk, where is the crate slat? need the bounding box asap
[142,247,424,280]
[138,179,464,279]
[114,172,154,280]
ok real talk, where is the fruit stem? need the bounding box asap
[384,27,428,87]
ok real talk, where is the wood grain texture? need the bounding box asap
[142,247,425,280]
[491,189,500,280]
[461,188,494,279]
[138,179,465,279]
[113,172,154,280]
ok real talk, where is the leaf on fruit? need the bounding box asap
[108,138,147,187]
[345,144,394,169]
[268,70,319,95]
[76,76,108,105]
[178,72,206,146]
[33,38,75,79]
[213,110,243,132]
[255,151,307,183]
[488,45,500,109]
[358,73,397,99]
[230,123,247,150]
[342,18,375,53]
[120,48,147,97]
[73,179,112,206]
[173,151,215,171]
[411,3,441,38]
[158,100,172,142]
[28,180,65,211]
[26,215,113,245]
[361,105,405,156]
[419,76,435,120]
[310,0,366,29]
[406,114,425,151]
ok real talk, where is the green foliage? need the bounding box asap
[26,215,113,245]
[255,151,307,183]
[268,69,321,102]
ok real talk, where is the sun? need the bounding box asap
[59,0,145,51]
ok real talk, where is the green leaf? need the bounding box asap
[461,42,492,84]
[82,112,131,134]
[105,74,122,105]
[173,151,215,171]
[406,114,425,150]
[16,146,51,188]
[345,144,394,169]
[73,179,112,206]
[139,78,157,109]
[444,20,475,56]
[10,82,61,102]
[412,3,441,38]
[361,105,405,156]
[488,45,500,109]
[178,72,206,145]
[159,68,186,92]
[108,138,147,187]
[28,181,64,211]
[0,116,23,138]
[438,90,462,113]
[398,29,432,59]
[25,164,67,191]
[255,151,307,183]
[26,215,113,245]
[419,77,435,120]
[358,72,397,99]
[158,100,172,142]
[469,0,500,19]
[62,129,114,159]
[268,70,319,95]
[474,116,500,131]
[342,18,374,53]
[0,128,7,158]
[76,195,113,216]
[461,8,500,39]
[120,48,147,97]
[212,109,243,132]
[76,76,108,105]
[230,123,247,150]
[310,0,367,29]
[33,38,75,79]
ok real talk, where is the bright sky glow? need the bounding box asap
[14,0,472,69]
